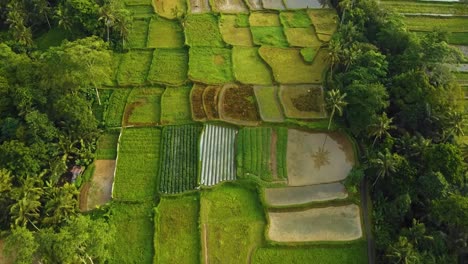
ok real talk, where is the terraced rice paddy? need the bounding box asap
[232,47,273,85]
[219,84,261,125]
[153,0,187,19]
[200,125,237,186]
[210,0,249,13]
[147,48,188,86]
[84,160,116,210]
[236,127,273,181]
[147,17,185,48]
[219,14,254,46]
[188,47,234,84]
[265,182,348,206]
[160,87,192,124]
[127,19,149,48]
[124,87,164,125]
[279,84,326,119]
[253,86,286,122]
[202,85,222,120]
[104,89,132,127]
[117,50,153,86]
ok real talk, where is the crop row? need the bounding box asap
[237,127,272,181]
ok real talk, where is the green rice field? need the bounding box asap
[160,87,193,124]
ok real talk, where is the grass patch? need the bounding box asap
[147,17,185,48]
[237,127,273,181]
[152,0,187,19]
[108,201,154,264]
[251,27,289,47]
[126,5,155,18]
[127,19,149,49]
[448,32,468,45]
[404,16,468,33]
[380,1,468,15]
[160,86,193,124]
[280,10,311,28]
[284,27,322,47]
[203,85,222,120]
[147,48,188,86]
[124,87,164,125]
[96,130,120,159]
[190,84,208,121]
[184,14,225,47]
[154,194,200,264]
[307,9,338,37]
[232,47,273,85]
[219,14,254,46]
[104,89,132,127]
[279,84,326,119]
[252,241,368,263]
[125,0,152,5]
[188,47,234,84]
[158,125,202,194]
[117,50,153,86]
[236,13,250,27]
[92,89,113,123]
[220,84,261,125]
[112,127,161,201]
[35,28,72,50]
[253,86,285,122]
[200,183,265,264]
[300,47,317,63]
[259,46,328,84]
[104,53,123,86]
[276,127,288,179]
[249,12,281,26]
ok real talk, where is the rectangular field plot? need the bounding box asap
[276,127,288,180]
[188,0,211,13]
[190,84,208,121]
[184,14,225,47]
[280,10,311,28]
[380,1,468,15]
[219,14,254,46]
[307,9,338,37]
[125,0,152,5]
[126,5,154,19]
[245,0,263,10]
[200,125,237,186]
[237,127,273,181]
[252,241,368,264]
[233,47,273,85]
[117,50,153,86]
[200,184,265,264]
[284,27,322,47]
[158,125,202,194]
[268,204,362,242]
[188,47,234,84]
[126,19,149,49]
[285,0,331,9]
[104,89,132,127]
[154,194,200,264]
[153,0,187,19]
[96,130,120,159]
[251,27,289,47]
[262,0,286,10]
[219,84,261,126]
[253,86,285,122]
[124,87,164,125]
[147,48,188,86]
[279,84,326,119]
[160,87,192,124]
[404,16,468,33]
[147,17,185,48]
[209,0,249,13]
[249,13,281,26]
[202,85,222,120]
[112,128,160,201]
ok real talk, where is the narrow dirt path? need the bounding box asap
[270,129,278,180]
[203,224,209,264]
[247,246,256,264]
[361,178,375,264]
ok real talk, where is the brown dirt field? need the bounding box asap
[287,129,355,186]
[0,240,13,264]
[268,204,362,242]
[203,85,221,120]
[265,182,348,206]
[189,0,211,13]
[279,84,326,119]
[219,84,261,126]
[191,83,208,121]
[203,224,209,264]
[84,160,116,211]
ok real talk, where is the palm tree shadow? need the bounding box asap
[311,146,331,169]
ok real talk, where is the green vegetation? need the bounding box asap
[300,47,317,63]
[185,14,225,47]
[158,125,202,194]
[96,131,120,159]
[249,13,281,26]
[236,13,251,27]
[126,5,155,19]
[153,0,187,19]
[276,127,288,179]
[280,10,311,28]
[188,47,234,84]
[232,47,273,85]
[125,0,152,5]
[160,87,193,124]
[380,1,468,15]
[284,27,322,47]
[307,9,338,36]
[253,86,285,122]
[154,195,200,264]
[237,127,273,181]
[404,16,468,33]
[147,17,185,48]
[448,32,468,45]
[219,14,254,46]
[124,88,164,125]
[251,27,289,47]
[253,242,368,263]
[117,50,153,86]
[126,19,149,48]
[147,48,189,86]
[104,89,132,127]
[35,28,73,50]
[112,128,161,201]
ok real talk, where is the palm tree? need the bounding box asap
[326,39,342,78]
[10,177,44,228]
[6,6,33,46]
[370,149,397,187]
[56,4,73,32]
[99,3,116,42]
[443,110,465,141]
[339,0,353,26]
[32,0,52,29]
[325,89,347,130]
[386,236,421,264]
[368,112,395,147]
[43,183,78,225]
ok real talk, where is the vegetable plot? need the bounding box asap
[237,127,273,181]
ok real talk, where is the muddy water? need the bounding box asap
[86,160,116,210]
[262,0,286,10]
[189,0,211,13]
[284,0,331,9]
[265,182,348,206]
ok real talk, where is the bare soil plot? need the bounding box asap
[190,83,208,121]
[287,130,355,186]
[268,204,362,242]
[147,17,184,48]
[219,84,261,126]
[209,0,249,13]
[279,84,326,119]
[245,0,263,10]
[85,160,116,211]
[249,12,281,26]
[253,86,285,122]
[262,0,286,10]
[265,182,348,206]
[232,46,273,85]
[284,0,331,9]
[153,0,187,19]
[284,27,322,47]
[188,0,211,13]
[219,14,254,46]
[203,85,222,120]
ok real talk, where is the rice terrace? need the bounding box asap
[74,0,372,263]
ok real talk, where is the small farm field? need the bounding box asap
[200,125,237,186]
[190,84,208,121]
[112,128,161,201]
[285,0,331,9]
[245,0,263,10]
[127,19,149,48]
[275,127,288,180]
[232,47,273,85]
[188,47,234,84]
[252,241,368,264]
[307,9,338,36]
[125,0,152,5]
[380,1,468,15]
[147,48,188,86]
[219,84,261,126]
[236,127,273,181]
[104,89,132,127]
[279,84,326,119]
[202,85,222,120]
[188,0,212,13]
[264,182,348,207]
[124,87,164,125]
[160,87,192,124]
[249,12,281,26]
[96,130,120,159]
[280,10,311,28]
[404,16,468,33]
[253,86,285,122]
[152,0,187,19]
[287,130,355,186]
[251,26,289,47]
[219,14,254,46]
[126,5,154,19]
[117,50,153,86]
[262,0,286,10]
[158,125,202,194]
[184,14,225,47]
[284,27,321,47]
[154,194,200,264]
[84,160,116,211]
[147,17,185,48]
[209,0,249,13]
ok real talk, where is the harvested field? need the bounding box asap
[188,47,234,84]
[307,9,338,37]
[236,127,273,181]
[85,160,116,210]
[245,0,263,10]
[147,48,188,86]
[104,89,131,127]
[126,5,154,19]
[202,85,222,120]
[158,125,202,194]
[254,86,285,122]
[287,130,355,186]
[160,86,192,124]
[249,12,281,26]
[259,46,328,84]
[284,0,331,9]
[251,26,289,47]
[284,27,322,47]
[154,195,200,264]
[262,0,286,10]
[184,14,225,47]
[200,125,237,186]
[188,0,211,13]
[152,0,187,19]
[268,204,362,242]
[190,83,208,121]
[265,182,348,206]
[219,14,254,46]
[232,46,273,85]
[147,17,184,48]
[219,84,261,126]
[124,87,164,125]
[209,0,249,13]
[279,84,326,119]
[280,10,311,28]
[127,19,149,49]
[96,131,120,159]
[117,50,153,86]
